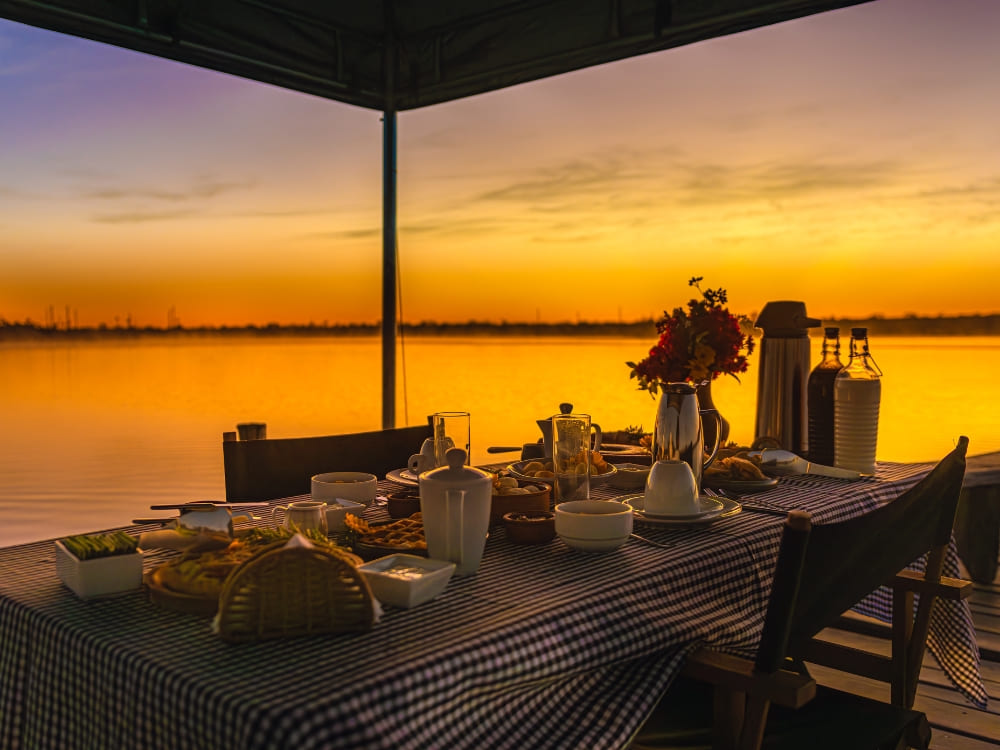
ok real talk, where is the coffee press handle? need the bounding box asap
[700,410,723,470]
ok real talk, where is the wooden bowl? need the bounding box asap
[491,481,551,523]
[387,490,421,519]
[502,511,556,544]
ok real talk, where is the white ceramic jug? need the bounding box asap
[419,447,492,576]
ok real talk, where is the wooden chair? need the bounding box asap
[630,436,970,750]
[222,424,433,502]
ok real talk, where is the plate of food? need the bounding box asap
[508,452,617,486]
[702,455,779,494]
[345,513,429,561]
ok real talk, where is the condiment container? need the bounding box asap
[54,540,143,598]
[357,554,456,608]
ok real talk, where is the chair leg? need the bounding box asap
[891,588,914,707]
[713,688,744,750]
[737,694,771,750]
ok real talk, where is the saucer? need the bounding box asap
[622,494,741,526]
[386,468,419,486]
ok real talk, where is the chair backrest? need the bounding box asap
[222,424,433,502]
[755,436,969,674]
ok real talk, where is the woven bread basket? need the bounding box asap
[216,542,376,642]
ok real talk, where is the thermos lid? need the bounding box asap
[755,301,821,338]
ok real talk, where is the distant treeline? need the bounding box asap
[2,314,1000,341]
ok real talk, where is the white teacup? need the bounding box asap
[408,438,437,475]
[408,436,454,475]
[272,500,328,535]
[644,460,699,516]
[311,472,378,506]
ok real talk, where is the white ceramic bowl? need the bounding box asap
[609,462,652,490]
[358,554,456,608]
[554,500,633,552]
[311,472,378,506]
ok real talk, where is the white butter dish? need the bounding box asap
[357,554,455,608]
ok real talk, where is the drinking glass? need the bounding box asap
[431,411,471,467]
[552,413,592,501]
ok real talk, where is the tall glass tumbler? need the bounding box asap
[552,413,592,501]
[431,411,471,467]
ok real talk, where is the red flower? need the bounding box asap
[627,277,755,396]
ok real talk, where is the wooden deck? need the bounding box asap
[810,574,1000,748]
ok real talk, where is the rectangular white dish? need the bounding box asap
[54,539,143,598]
[325,498,367,531]
[357,554,455,608]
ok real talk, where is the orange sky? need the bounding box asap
[2,0,1000,328]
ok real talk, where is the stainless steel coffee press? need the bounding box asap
[753,301,820,455]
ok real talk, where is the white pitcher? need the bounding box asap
[419,447,492,576]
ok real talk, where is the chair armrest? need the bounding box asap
[682,648,816,709]
[891,570,972,600]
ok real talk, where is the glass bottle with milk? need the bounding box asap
[834,327,882,475]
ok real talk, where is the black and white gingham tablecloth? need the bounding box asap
[0,462,987,749]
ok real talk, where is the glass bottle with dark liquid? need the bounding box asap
[807,327,843,465]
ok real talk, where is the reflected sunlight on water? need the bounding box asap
[1,335,997,547]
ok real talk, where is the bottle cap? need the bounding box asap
[824,327,839,337]
[851,327,868,338]
[754,301,821,338]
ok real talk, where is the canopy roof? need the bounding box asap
[2,0,871,111]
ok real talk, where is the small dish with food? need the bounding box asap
[502,511,556,544]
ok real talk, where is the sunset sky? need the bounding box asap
[2,0,999,328]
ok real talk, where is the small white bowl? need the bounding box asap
[311,471,378,506]
[54,540,143,598]
[554,500,633,552]
[609,462,652,490]
[324,497,367,531]
[358,554,456,608]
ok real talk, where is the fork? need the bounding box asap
[705,488,788,517]
[629,532,676,550]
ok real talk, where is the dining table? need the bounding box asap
[0,459,987,750]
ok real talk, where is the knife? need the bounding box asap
[749,450,861,479]
[148,501,269,510]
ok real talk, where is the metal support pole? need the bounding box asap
[381,0,397,429]
[381,109,397,429]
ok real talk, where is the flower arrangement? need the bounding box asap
[627,277,755,396]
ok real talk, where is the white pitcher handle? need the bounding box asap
[271,505,287,530]
[700,410,722,470]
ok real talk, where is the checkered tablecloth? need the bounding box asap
[0,462,986,750]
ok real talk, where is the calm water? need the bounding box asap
[2,335,998,547]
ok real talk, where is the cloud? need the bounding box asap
[672,158,904,206]
[93,210,199,224]
[915,177,1000,203]
[82,178,254,203]
[477,155,653,204]
[0,185,34,199]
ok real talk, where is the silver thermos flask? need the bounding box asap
[753,301,821,455]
